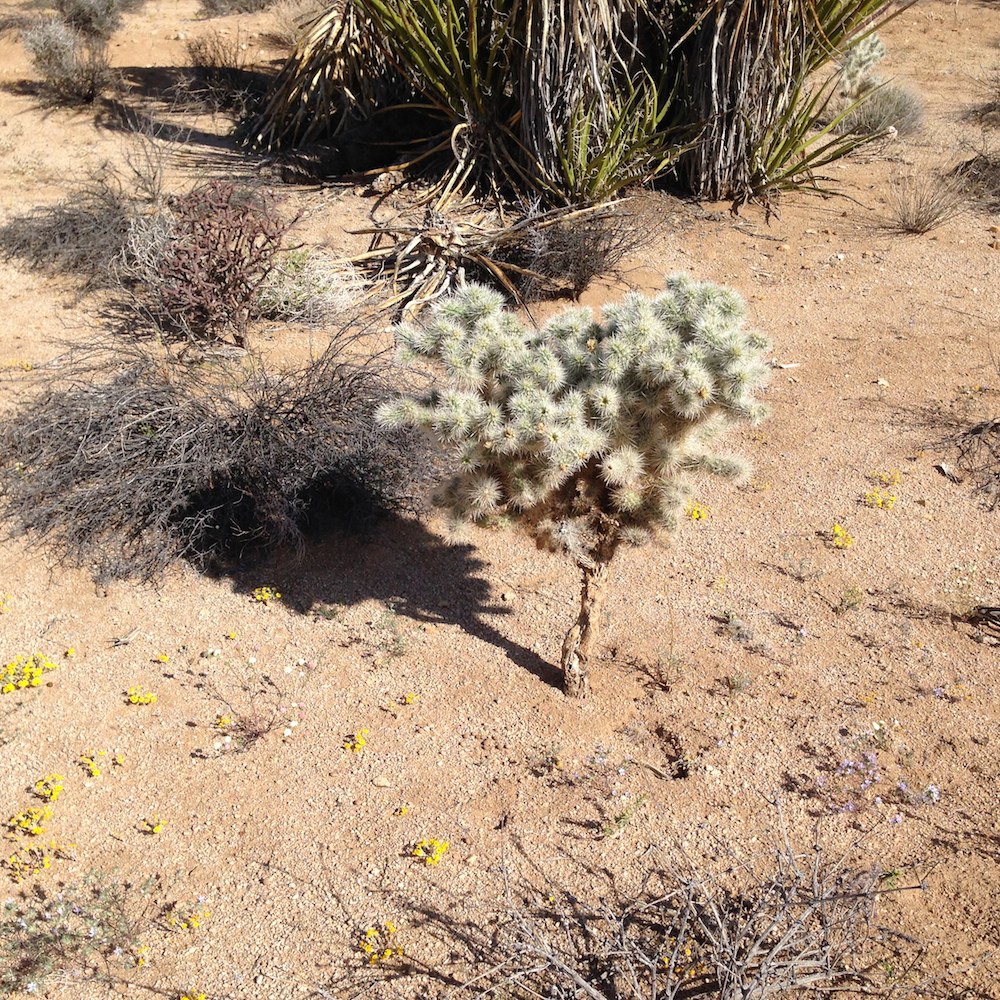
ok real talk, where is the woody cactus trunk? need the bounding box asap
[377,277,771,696]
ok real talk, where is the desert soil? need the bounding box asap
[0,1,998,998]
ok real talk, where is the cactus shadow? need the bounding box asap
[249,516,562,690]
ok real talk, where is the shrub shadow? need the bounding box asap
[925,815,1000,865]
[96,94,247,151]
[244,516,562,691]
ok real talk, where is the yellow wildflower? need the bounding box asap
[831,523,853,549]
[142,817,165,835]
[33,775,64,802]
[344,728,369,752]
[252,586,282,603]
[7,806,52,836]
[411,838,449,865]
[685,501,709,521]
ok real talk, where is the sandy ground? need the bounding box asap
[0,1,998,998]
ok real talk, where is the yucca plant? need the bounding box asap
[246,3,406,151]
[669,0,911,206]
[352,0,527,201]
[249,0,910,212]
[378,276,771,696]
[248,0,683,207]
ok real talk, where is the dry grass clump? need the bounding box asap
[0,340,425,583]
[490,204,650,302]
[256,249,362,326]
[838,83,924,136]
[263,0,326,50]
[882,167,966,233]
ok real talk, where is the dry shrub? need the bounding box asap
[472,835,949,1000]
[121,180,290,347]
[490,205,650,301]
[0,340,425,583]
[957,417,1000,510]
[199,0,275,15]
[56,0,144,39]
[883,167,966,233]
[180,30,270,115]
[0,142,165,288]
[21,18,117,105]
[0,156,351,338]
[967,70,1000,126]
[954,150,1000,212]
[0,13,34,36]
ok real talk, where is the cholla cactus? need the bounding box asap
[378,276,771,696]
[839,33,885,99]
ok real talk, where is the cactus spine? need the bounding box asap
[378,276,771,696]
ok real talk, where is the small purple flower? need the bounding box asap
[890,814,903,825]
[932,686,946,699]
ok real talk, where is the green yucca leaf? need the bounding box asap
[249,0,913,210]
